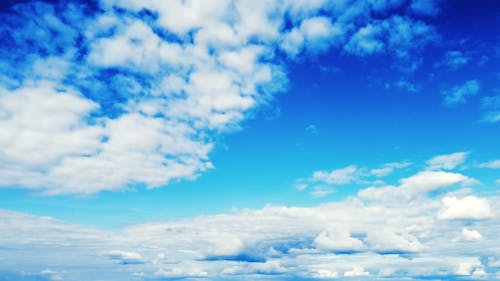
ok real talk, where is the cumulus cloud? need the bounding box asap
[313,229,364,252]
[2,182,500,280]
[443,80,480,106]
[359,170,472,202]
[438,196,493,220]
[344,266,370,277]
[458,228,483,242]
[426,152,468,170]
[0,0,439,194]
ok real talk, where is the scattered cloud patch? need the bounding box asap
[312,166,359,185]
[443,80,480,106]
[370,161,411,177]
[478,160,500,169]
[305,124,319,135]
[426,152,468,170]
[359,170,472,202]
[481,111,500,123]
[437,50,470,70]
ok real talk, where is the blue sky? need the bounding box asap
[0,0,499,280]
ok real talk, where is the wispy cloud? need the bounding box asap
[478,160,500,169]
[436,50,470,70]
[443,80,480,106]
[370,162,412,177]
[426,152,468,170]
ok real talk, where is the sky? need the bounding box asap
[0,0,499,280]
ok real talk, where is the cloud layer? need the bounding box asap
[1,165,499,280]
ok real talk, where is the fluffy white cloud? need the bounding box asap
[344,266,369,277]
[359,170,471,202]
[458,228,483,242]
[438,196,493,220]
[426,152,468,170]
[2,181,500,280]
[313,229,364,252]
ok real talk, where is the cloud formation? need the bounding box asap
[426,152,468,170]
[1,166,499,280]
[443,80,480,106]
[0,0,439,194]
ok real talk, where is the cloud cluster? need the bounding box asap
[1,166,499,280]
[0,0,439,194]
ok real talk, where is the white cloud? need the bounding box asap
[443,80,480,105]
[105,250,145,264]
[313,229,364,252]
[0,0,439,195]
[308,269,339,279]
[455,259,484,276]
[310,186,335,198]
[458,228,483,242]
[426,152,468,170]
[359,170,471,202]
[2,182,500,280]
[344,266,369,277]
[370,161,411,177]
[365,229,424,253]
[312,165,359,185]
[345,24,384,55]
[478,160,500,169]
[438,196,493,220]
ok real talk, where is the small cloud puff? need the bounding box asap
[105,250,145,264]
[458,228,482,242]
[344,266,369,277]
